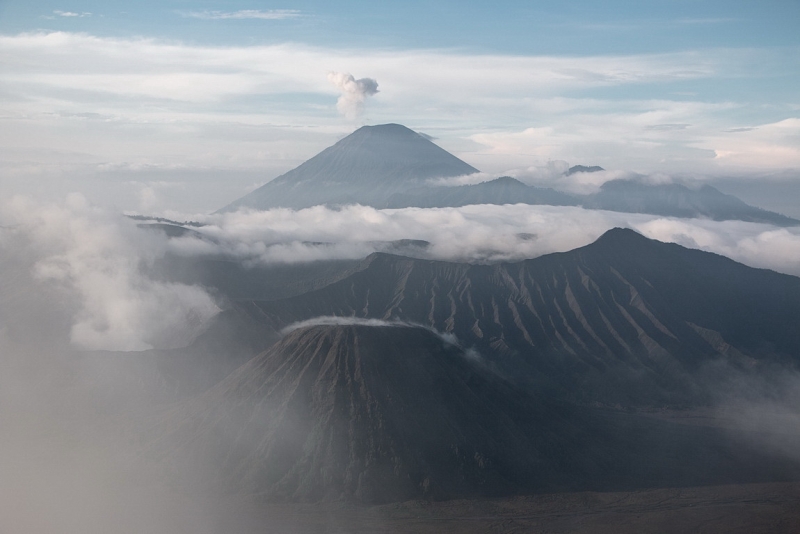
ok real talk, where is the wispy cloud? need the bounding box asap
[0,31,797,210]
[53,10,91,18]
[181,9,301,20]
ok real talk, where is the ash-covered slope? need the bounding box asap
[242,228,800,407]
[584,179,799,226]
[160,324,585,503]
[158,323,800,504]
[219,124,478,212]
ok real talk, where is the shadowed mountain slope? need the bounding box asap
[159,324,584,502]
[240,228,800,407]
[157,324,800,504]
[219,124,478,212]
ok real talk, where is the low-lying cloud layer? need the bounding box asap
[162,203,800,276]
[430,160,639,194]
[5,194,799,354]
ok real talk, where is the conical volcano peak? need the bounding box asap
[162,321,565,503]
[348,123,425,139]
[218,123,479,212]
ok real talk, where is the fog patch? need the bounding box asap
[712,370,800,465]
[1,195,219,351]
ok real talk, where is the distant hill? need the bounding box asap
[584,179,800,226]
[567,165,604,175]
[384,176,578,208]
[218,124,478,212]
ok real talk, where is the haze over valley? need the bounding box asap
[2,1,800,532]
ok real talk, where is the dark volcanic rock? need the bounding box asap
[161,324,583,503]
[239,228,800,407]
[158,323,800,504]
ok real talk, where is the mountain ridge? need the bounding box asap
[231,228,800,407]
[216,123,797,225]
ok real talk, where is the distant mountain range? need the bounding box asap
[221,228,800,408]
[218,123,798,226]
[584,179,799,225]
[161,228,800,411]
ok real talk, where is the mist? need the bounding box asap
[1,194,219,351]
[155,203,800,276]
[0,234,210,532]
[3,192,800,531]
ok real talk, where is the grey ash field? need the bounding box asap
[5,124,800,533]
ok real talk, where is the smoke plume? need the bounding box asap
[1,195,219,351]
[327,71,379,120]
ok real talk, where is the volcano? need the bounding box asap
[161,323,581,502]
[158,321,800,505]
[218,124,479,212]
[233,228,800,408]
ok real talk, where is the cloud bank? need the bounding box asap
[0,195,219,351]
[153,203,800,277]
[430,161,638,194]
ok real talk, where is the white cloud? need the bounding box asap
[282,316,420,333]
[158,203,800,277]
[53,10,91,18]
[0,195,220,351]
[429,162,637,194]
[182,10,301,20]
[281,316,468,355]
[0,31,798,210]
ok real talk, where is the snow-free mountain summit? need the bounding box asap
[219,123,479,212]
[218,123,798,225]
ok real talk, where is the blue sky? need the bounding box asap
[3,0,799,52]
[0,0,798,212]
